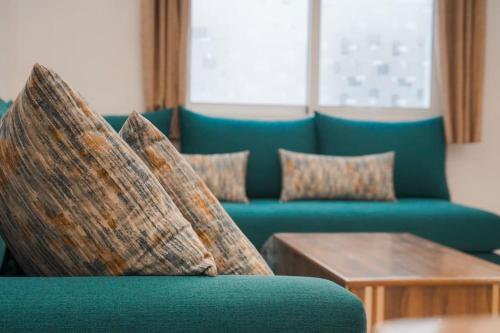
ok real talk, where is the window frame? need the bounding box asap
[186,0,441,121]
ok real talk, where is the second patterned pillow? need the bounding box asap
[120,112,273,275]
[279,149,396,202]
[183,152,249,203]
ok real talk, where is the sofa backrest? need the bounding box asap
[104,108,172,135]
[180,108,316,198]
[0,98,12,119]
[315,112,449,199]
[177,109,449,200]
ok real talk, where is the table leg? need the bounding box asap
[349,285,385,332]
[364,286,373,331]
[493,284,499,316]
[375,286,385,326]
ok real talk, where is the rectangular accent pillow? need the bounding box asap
[104,108,172,134]
[180,107,316,198]
[315,112,449,199]
[121,112,273,275]
[279,149,396,201]
[183,151,249,203]
[0,64,216,276]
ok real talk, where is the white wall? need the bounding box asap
[0,0,143,115]
[1,0,499,214]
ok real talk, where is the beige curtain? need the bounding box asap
[437,0,487,144]
[141,0,189,139]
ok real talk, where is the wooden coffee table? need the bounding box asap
[266,233,500,332]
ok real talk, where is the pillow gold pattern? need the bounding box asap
[0,64,216,276]
[183,152,249,203]
[121,112,273,275]
[279,149,396,202]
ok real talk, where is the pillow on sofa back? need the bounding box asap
[104,108,172,134]
[184,151,250,203]
[315,112,449,199]
[279,149,396,202]
[181,108,316,198]
[0,64,216,276]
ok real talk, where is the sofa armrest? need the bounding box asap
[0,275,365,333]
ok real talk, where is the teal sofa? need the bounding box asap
[0,108,367,333]
[0,270,365,332]
[181,108,500,265]
[0,98,12,119]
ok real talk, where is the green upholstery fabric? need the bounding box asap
[180,108,316,198]
[104,108,172,135]
[472,252,500,265]
[315,113,449,199]
[223,199,500,252]
[0,98,12,118]
[104,114,128,131]
[0,276,365,333]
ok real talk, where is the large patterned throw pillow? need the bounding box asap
[121,112,273,275]
[0,64,216,276]
[183,152,249,203]
[279,149,396,202]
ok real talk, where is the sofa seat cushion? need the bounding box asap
[0,276,365,333]
[180,108,316,198]
[472,252,500,266]
[223,199,500,252]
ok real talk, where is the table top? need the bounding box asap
[375,317,500,333]
[273,233,500,286]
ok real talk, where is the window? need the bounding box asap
[188,0,435,112]
[320,0,434,108]
[189,0,309,105]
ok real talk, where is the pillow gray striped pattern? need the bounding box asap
[183,152,250,203]
[120,112,273,275]
[279,149,396,202]
[0,64,216,276]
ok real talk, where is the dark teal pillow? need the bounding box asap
[315,112,449,199]
[104,108,172,135]
[181,108,316,198]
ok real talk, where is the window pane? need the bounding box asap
[320,0,434,108]
[189,0,309,105]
